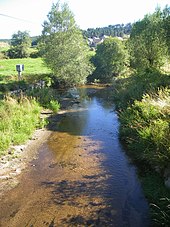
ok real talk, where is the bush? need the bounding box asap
[112,70,170,109]
[26,87,60,111]
[119,88,170,170]
[47,100,60,113]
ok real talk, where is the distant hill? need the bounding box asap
[82,23,132,38]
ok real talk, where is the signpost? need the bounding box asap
[16,64,24,80]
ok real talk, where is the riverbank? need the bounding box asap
[111,72,170,226]
[0,86,100,196]
[0,95,73,196]
[0,125,51,196]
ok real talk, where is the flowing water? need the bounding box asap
[0,86,150,227]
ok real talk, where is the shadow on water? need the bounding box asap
[0,86,150,226]
[43,86,150,226]
[42,176,115,226]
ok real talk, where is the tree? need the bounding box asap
[90,37,129,83]
[162,5,170,55]
[128,9,168,71]
[8,31,31,58]
[40,1,94,87]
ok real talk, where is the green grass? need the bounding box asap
[0,57,60,157]
[119,88,170,169]
[0,58,51,81]
[112,70,170,109]
[0,96,47,156]
[141,173,170,226]
[0,58,52,95]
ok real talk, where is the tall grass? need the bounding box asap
[0,96,45,156]
[112,70,170,109]
[119,88,170,169]
[26,87,60,113]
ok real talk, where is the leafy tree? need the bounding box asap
[162,5,170,55]
[8,31,31,58]
[90,37,129,83]
[128,9,168,71]
[40,1,94,87]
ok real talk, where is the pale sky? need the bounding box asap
[0,0,169,39]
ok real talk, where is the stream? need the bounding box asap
[0,86,150,227]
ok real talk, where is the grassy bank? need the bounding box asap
[0,97,44,156]
[0,58,60,157]
[112,70,170,225]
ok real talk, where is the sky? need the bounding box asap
[0,0,169,39]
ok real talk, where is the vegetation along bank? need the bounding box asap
[0,1,170,225]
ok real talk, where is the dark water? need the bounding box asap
[0,86,150,227]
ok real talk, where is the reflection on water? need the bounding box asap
[0,86,150,227]
[47,87,150,226]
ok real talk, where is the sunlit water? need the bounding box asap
[0,86,150,227]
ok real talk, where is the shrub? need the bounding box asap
[119,88,170,170]
[26,87,60,112]
[47,100,60,113]
[112,70,170,109]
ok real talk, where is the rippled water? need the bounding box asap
[0,86,150,227]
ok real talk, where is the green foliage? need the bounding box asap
[162,6,170,55]
[29,48,41,58]
[0,51,7,59]
[110,6,170,225]
[141,173,170,226]
[0,97,44,156]
[128,9,168,71]
[119,88,170,169]
[112,70,170,109]
[7,31,31,59]
[112,53,170,225]
[40,1,94,87]
[91,37,129,82]
[26,87,60,112]
[48,100,60,113]
[151,197,170,226]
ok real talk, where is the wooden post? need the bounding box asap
[18,71,22,81]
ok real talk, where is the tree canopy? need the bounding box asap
[128,9,168,71]
[90,37,129,83]
[162,5,170,55]
[8,31,31,58]
[40,1,94,87]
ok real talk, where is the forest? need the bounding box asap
[82,23,132,38]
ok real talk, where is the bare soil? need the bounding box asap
[0,128,51,196]
[0,97,73,197]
